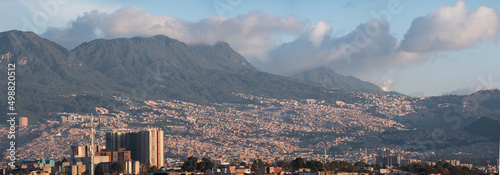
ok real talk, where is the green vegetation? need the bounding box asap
[198,157,215,171]
[465,116,500,141]
[291,157,306,169]
[251,159,265,171]
[305,160,325,171]
[181,157,198,172]
[148,166,158,173]
[251,158,276,171]
[181,156,215,172]
[0,30,361,121]
[401,161,481,175]
[95,164,105,175]
[110,163,124,174]
[291,66,389,95]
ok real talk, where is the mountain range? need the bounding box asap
[291,66,399,95]
[1,30,499,130]
[465,116,500,141]
[0,30,359,121]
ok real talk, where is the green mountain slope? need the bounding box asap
[0,31,125,122]
[464,116,500,141]
[72,35,358,104]
[462,89,500,120]
[291,66,389,94]
[0,31,360,121]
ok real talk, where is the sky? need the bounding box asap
[1,0,500,96]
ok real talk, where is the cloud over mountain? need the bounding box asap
[40,1,500,91]
[258,1,500,89]
[257,19,400,77]
[42,7,305,60]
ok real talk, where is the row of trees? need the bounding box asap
[83,162,159,175]
[181,157,329,172]
[180,157,368,173]
[287,157,375,172]
[181,157,215,172]
[180,156,481,174]
[401,161,481,175]
[290,157,325,171]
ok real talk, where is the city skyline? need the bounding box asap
[3,94,499,174]
[1,1,499,174]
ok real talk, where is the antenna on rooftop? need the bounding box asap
[324,148,327,164]
[365,147,368,164]
[84,112,100,175]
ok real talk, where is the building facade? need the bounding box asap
[96,149,132,162]
[375,155,401,166]
[19,117,28,127]
[105,129,164,168]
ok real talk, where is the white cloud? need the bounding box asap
[306,21,332,47]
[259,1,500,89]
[13,0,120,33]
[39,1,500,91]
[259,19,399,77]
[42,7,305,61]
[101,7,189,39]
[381,77,393,91]
[400,1,500,52]
[42,10,107,49]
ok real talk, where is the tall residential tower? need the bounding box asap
[105,128,164,168]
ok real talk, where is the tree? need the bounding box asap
[251,159,265,171]
[197,157,215,171]
[325,161,357,172]
[276,160,291,170]
[240,162,247,167]
[291,157,306,169]
[441,161,453,170]
[306,160,325,172]
[145,162,152,172]
[95,164,105,175]
[148,166,158,173]
[182,156,198,172]
[204,160,215,170]
[470,167,481,174]
[111,163,125,174]
[433,165,445,174]
[353,162,366,168]
[231,159,240,166]
[449,166,469,175]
